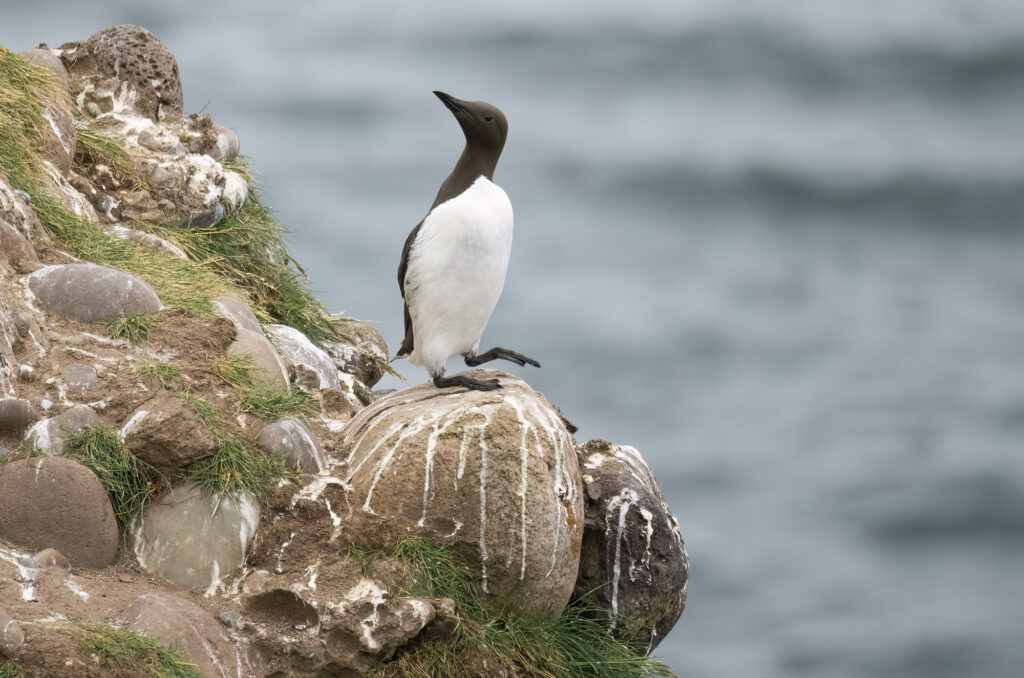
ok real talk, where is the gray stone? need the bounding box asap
[124,592,262,678]
[0,217,40,273]
[0,456,119,568]
[0,398,36,433]
[325,318,390,388]
[122,396,218,470]
[61,25,183,121]
[342,370,583,617]
[19,47,70,89]
[27,263,161,323]
[24,404,99,454]
[256,418,328,474]
[574,440,688,652]
[212,293,262,334]
[62,362,98,390]
[227,328,289,387]
[267,324,340,391]
[137,129,169,152]
[134,482,259,591]
[103,224,187,259]
[179,202,224,229]
[0,608,24,658]
[210,126,240,160]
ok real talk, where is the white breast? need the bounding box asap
[404,176,514,375]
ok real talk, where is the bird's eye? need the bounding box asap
[483,113,494,122]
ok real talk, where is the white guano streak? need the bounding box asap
[607,488,639,628]
[478,422,490,593]
[363,417,429,513]
[508,400,532,581]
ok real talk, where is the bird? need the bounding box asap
[395,90,540,391]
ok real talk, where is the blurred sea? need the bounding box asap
[4,1,1024,675]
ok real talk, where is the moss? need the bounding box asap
[368,537,676,678]
[70,623,203,678]
[64,426,160,533]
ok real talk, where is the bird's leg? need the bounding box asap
[433,372,502,391]
[464,347,541,368]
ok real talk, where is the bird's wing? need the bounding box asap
[396,219,425,358]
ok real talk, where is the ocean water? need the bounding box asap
[4,2,1024,675]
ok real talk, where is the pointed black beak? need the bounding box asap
[433,90,465,115]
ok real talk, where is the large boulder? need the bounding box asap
[0,456,119,568]
[574,440,688,652]
[124,592,262,678]
[27,263,161,322]
[60,24,183,121]
[342,369,583,617]
[121,395,218,470]
[133,482,259,591]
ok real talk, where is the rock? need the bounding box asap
[24,404,99,454]
[61,362,98,390]
[0,217,40,273]
[210,126,240,160]
[19,46,71,89]
[227,328,289,387]
[0,456,119,568]
[222,170,248,210]
[267,324,340,391]
[325,318,389,388]
[102,224,188,259]
[212,293,262,334]
[60,25,183,121]
[133,482,259,591]
[27,263,162,322]
[180,201,224,229]
[342,370,583,617]
[574,440,688,652]
[40,102,77,176]
[121,396,217,470]
[0,608,24,658]
[124,592,262,678]
[256,418,328,474]
[27,547,71,570]
[0,398,36,432]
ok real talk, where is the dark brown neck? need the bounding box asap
[431,144,499,209]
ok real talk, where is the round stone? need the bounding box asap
[24,404,99,454]
[256,418,328,474]
[27,263,161,323]
[227,328,289,387]
[267,324,340,391]
[342,370,583,617]
[574,440,689,651]
[61,362,98,390]
[0,608,24,657]
[0,456,119,568]
[0,398,36,433]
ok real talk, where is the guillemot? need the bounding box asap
[395,90,540,391]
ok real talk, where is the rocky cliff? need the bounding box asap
[0,26,687,678]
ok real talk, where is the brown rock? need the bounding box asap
[122,396,217,470]
[124,592,262,677]
[0,398,36,433]
[325,317,389,388]
[60,25,183,121]
[574,440,689,652]
[342,370,583,617]
[0,456,118,568]
[0,218,40,273]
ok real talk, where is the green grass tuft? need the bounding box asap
[135,362,183,388]
[64,426,159,533]
[236,381,318,420]
[0,660,23,678]
[211,353,255,388]
[187,435,295,498]
[176,391,220,428]
[71,623,202,678]
[370,537,675,678]
[74,122,136,179]
[107,313,160,343]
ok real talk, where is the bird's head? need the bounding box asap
[433,90,508,155]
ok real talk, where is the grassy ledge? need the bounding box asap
[0,47,336,345]
[71,623,202,678]
[369,537,675,678]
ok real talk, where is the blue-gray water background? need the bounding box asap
[5,1,1024,675]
